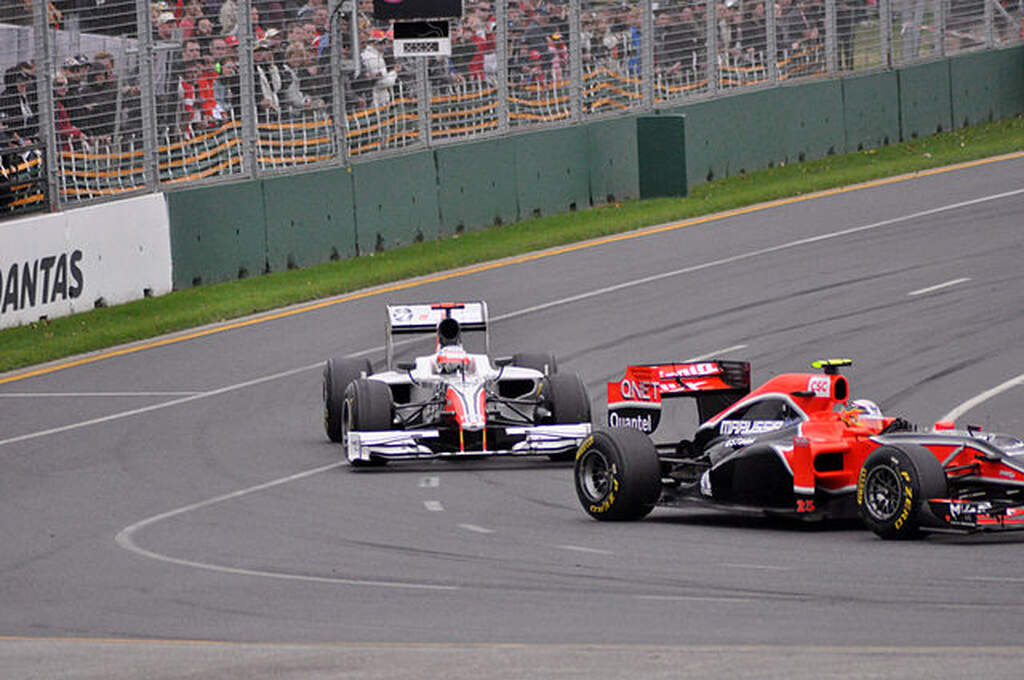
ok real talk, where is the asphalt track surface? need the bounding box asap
[2,156,1023,679]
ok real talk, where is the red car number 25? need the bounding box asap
[796,499,815,513]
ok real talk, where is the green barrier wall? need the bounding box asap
[167,48,1024,291]
[513,127,591,218]
[167,181,266,288]
[435,138,519,234]
[587,116,641,204]
[667,80,845,189]
[950,46,1024,128]
[263,167,357,273]
[842,71,901,150]
[352,150,441,254]
[898,60,953,140]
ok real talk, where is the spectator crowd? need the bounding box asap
[2,0,1021,166]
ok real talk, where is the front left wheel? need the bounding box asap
[513,352,558,376]
[344,378,394,468]
[541,373,592,461]
[323,357,372,443]
[574,428,661,521]
[857,444,947,540]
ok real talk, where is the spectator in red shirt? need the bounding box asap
[177,59,202,137]
[52,73,85,151]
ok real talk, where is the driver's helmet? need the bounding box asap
[436,344,473,374]
[849,399,883,419]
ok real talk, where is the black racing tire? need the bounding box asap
[513,352,558,375]
[344,378,393,468]
[574,428,661,521]
[857,444,947,540]
[542,373,592,461]
[323,357,373,443]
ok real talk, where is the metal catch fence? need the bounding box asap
[2,0,1022,220]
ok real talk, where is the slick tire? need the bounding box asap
[512,352,558,376]
[323,357,373,443]
[857,444,947,540]
[574,428,661,521]
[542,373,592,461]
[344,378,393,468]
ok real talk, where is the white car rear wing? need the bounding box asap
[385,302,489,369]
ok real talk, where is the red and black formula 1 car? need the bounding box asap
[573,359,1024,539]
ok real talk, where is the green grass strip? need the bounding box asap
[1,115,1022,374]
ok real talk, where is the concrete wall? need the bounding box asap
[0,194,172,328]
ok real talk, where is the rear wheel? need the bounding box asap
[857,444,947,540]
[542,373,592,461]
[574,428,661,521]
[323,357,372,443]
[344,378,394,468]
[513,352,558,376]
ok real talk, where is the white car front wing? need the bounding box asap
[347,424,592,462]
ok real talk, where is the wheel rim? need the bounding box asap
[863,465,902,521]
[578,449,613,503]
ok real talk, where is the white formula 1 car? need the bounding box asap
[323,301,592,466]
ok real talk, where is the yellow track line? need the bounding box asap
[3,150,1022,386]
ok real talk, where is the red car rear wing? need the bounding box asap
[607,360,750,434]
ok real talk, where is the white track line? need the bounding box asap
[114,462,456,591]
[685,345,748,362]
[424,501,445,512]
[908,277,971,296]
[458,524,495,534]
[0,391,200,398]
[555,545,614,555]
[494,189,1024,323]
[4,188,1023,451]
[942,373,1024,422]
[0,364,319,448]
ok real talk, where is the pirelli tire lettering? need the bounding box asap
[0,250,84,315]
[573,428,662,521]
[857,445,947,540]
[575,435,595,461]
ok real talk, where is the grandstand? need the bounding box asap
[2,0,1021,219]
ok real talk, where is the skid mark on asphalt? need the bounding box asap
[720,563,791,571]
[636,594,755,603]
